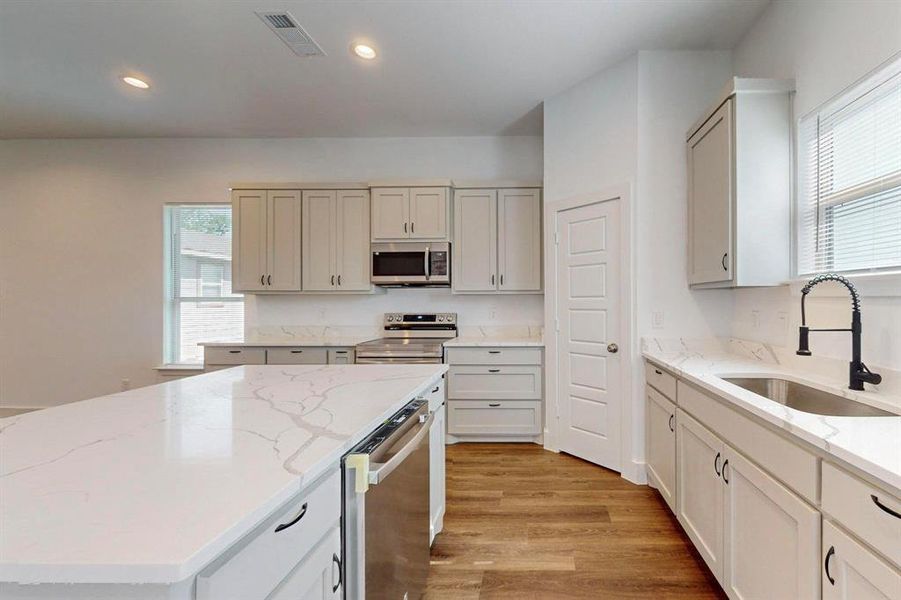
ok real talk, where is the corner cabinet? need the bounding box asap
[302,190,371,291]
[687,78,793,288]
[233,190,302,292]
[371,187,450,241]
[453,188,542,293]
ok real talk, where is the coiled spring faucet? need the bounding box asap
[797,274,882,391]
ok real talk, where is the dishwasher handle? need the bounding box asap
[368,411,434,486]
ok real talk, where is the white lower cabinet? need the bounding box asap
[676,409,725,580]
[447,400,542,436]
[646,387,676,511]
[268,526,341,600]
[430,402,446,545]
[822,520,901,600]
[722,448,820,600]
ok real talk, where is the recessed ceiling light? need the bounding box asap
[121,76,150,89]
[352,43,376,60]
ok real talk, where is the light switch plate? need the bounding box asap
[652,311,665,329]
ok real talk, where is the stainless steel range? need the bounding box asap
[355,313,457,364]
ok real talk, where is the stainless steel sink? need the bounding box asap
[722,377,896,417]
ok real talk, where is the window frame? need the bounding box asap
[163,203,243,366]
[793,53,901,281]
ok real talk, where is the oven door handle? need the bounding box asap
[424,245,431,281]
[368,411,434,486]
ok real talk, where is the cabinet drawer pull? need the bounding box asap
[654,369,663,375]
[871,494,901,519]
[335,350,347,354]
[488,369,501,373]
[274,502,308,533]
[488,403,501,407]
[228,350,241,354]
[824,545,835,585]
[290,350,303,354]
[332,553,342,592]
[488,350,501,354]
[714,452,722,476]
[721,459,730,484]
[668,414,675,432]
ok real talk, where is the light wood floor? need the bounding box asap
[424,443,725,600]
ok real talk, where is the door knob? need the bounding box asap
[607,343,619,354]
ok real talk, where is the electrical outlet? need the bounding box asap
[651,311,665,329]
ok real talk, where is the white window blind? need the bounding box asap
[797,55,901,276]
[164,205,243,364]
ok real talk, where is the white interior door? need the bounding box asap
[555,199,621,470]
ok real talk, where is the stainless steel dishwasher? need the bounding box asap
[343,398,433,600]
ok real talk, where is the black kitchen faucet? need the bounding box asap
[796,274,882,391]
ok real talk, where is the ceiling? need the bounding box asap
[0,0,769,139]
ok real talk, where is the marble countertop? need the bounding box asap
[642,346,900,494]
[443,336,544,347]
[0,364,447,585]
[200,337,376,348]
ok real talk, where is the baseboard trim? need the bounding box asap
[620,459,648,485]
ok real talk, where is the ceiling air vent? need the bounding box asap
[255,11,326,57]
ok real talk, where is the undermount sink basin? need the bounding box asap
[722,377,896,417]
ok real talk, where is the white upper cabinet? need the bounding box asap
[453,187,542,294]
[371,188,410,240]
[302,191,337,291]
[453,189,497,292]
[303,190,371,291]
[498,188,542,291]
[686,78,793,288]
[371,187,449,241]
[336,190,371,290]
[233,189,301,292]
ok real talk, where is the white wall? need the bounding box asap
[543,51,735,480]
[0,136,542,408]
[732,0,901,370]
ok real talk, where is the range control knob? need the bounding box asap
[438,316,444,322]
[386,315,394,322]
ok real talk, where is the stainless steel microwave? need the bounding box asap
[371,242,450,286]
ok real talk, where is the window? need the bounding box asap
[797,54,901,276]
[164,205,243,364]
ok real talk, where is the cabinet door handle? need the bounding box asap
[411,222,415,233]
[871,494,901,519]
[261,275,265,286]
[714,452,722,476]
[722,459,730,484]
[824,545,835,585]
[488,368,501,373]
[404,222,407,233]
[668,414,675,432]
[267,274,271,286]
[274,502,308,533]
[500,274,504,285]
[721,252,728,271]
[337,274,342,286]
[654,369,663,375]
[432,386,440,393]
[331,274,335,286]
[332,553,342,592]
[491,274,495,285]
[488,402,501,407]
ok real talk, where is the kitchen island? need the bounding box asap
[0,364,447,599]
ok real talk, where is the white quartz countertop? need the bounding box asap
[642,348,901,494]
[443,337,544,347]
[199,337,375,347]
[0,364,447,585]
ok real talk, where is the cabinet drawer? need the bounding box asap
[196,471,341,600]
[446,347,542,365]
[645,361,677,399]
[205,347,267,366]
[678,381,818,503]
[447,365,542,400]
[268,526,341,600]
[327,348,354,364]
[822,462,901,567]
[447,400,541,435]
[267,348,328,365]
